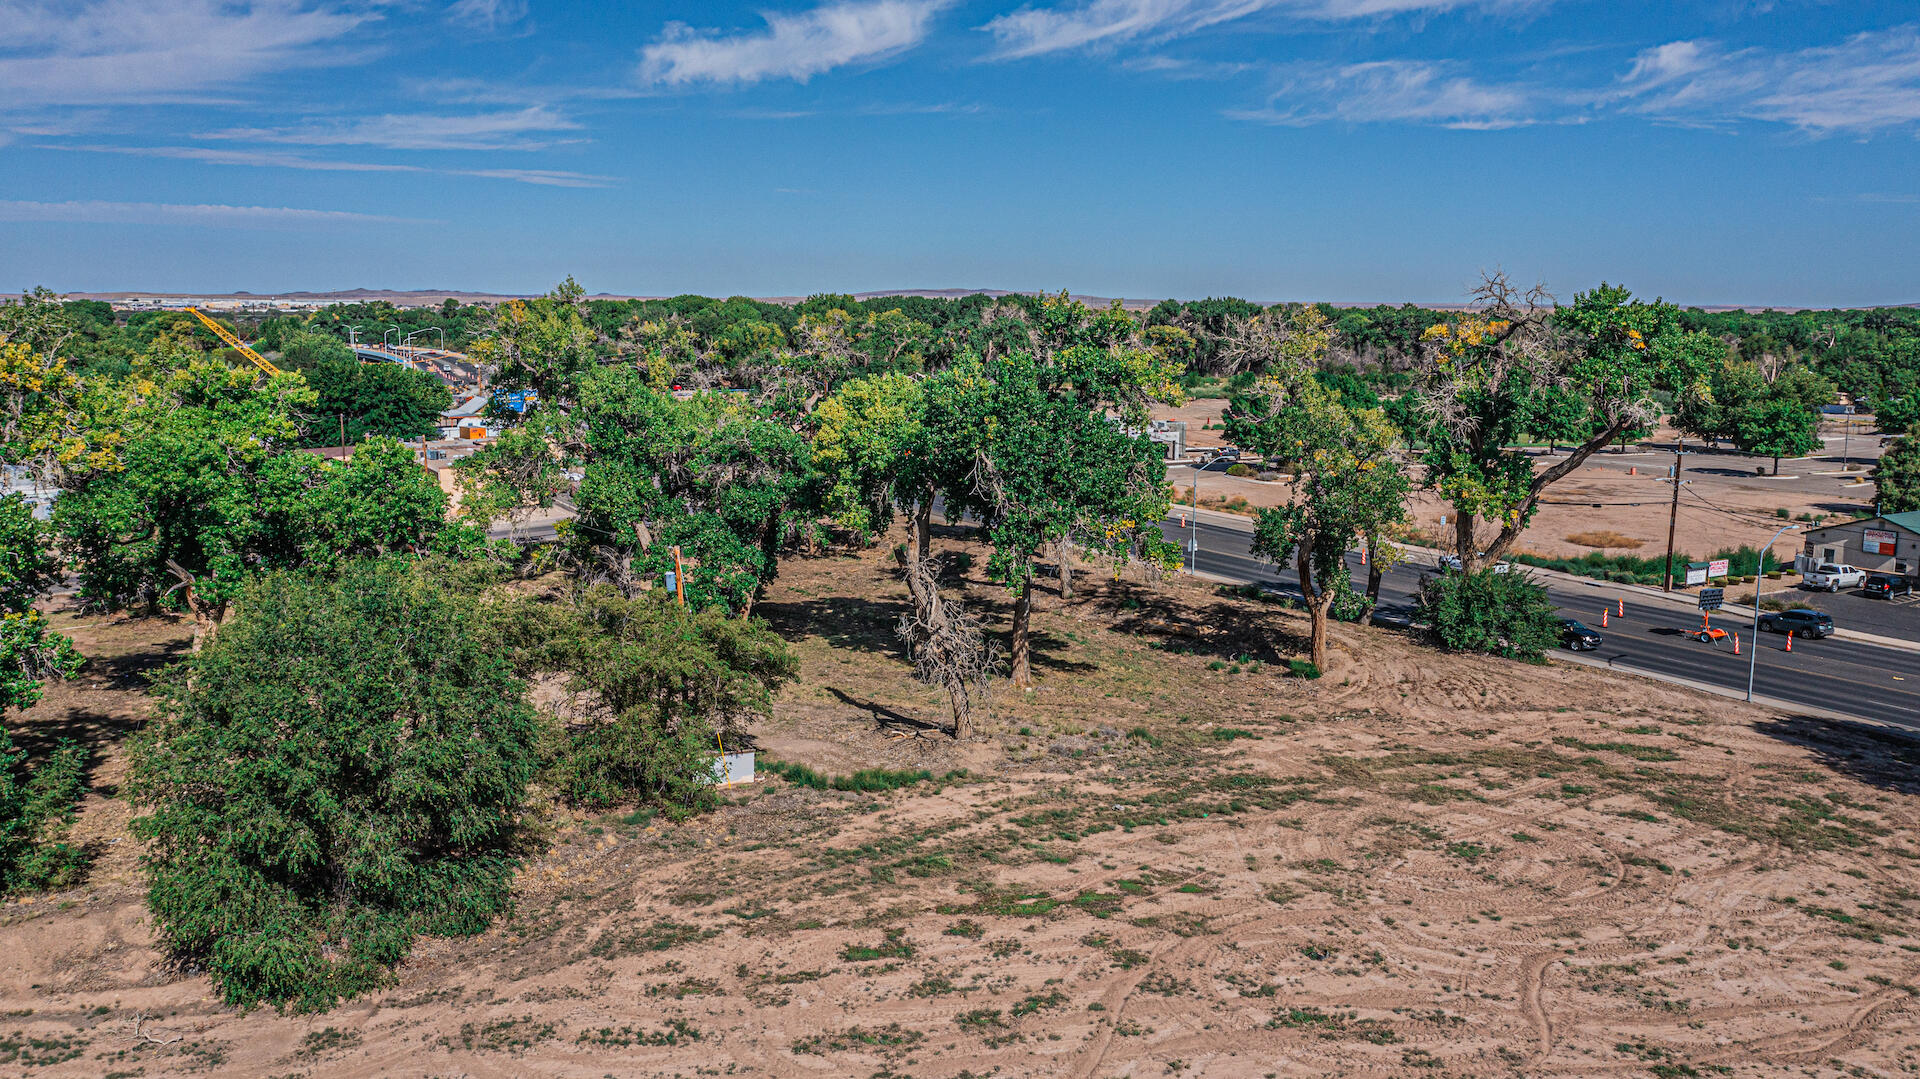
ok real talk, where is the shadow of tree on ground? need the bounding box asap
[1752,715,1920,796]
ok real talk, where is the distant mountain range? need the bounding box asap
[61,287,1913,313]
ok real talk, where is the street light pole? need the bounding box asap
[1188,460,1199,574]
[1747,523,1800,702]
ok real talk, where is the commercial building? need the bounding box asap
[1797,511,1920,577]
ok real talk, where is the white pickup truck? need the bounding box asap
[1802,563,1865,592]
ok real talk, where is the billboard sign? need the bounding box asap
[1865,528,1898,556]
[1708,558,1729,578]
[1685,562,1708,586]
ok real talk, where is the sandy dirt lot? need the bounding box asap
[2,532,1917,1078]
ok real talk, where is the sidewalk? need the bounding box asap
[1166,505,1920,656]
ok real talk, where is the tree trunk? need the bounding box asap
[1309,597,1331,671]
[1057,537,1073,600]
[1475,417,1631,567]
[1010,577,1033,689]
[1772,455,1780,475]
[1454,513,1478,573]
[1297,544,1330,671]
[1364,534,1385,617]
[915,500,931,565]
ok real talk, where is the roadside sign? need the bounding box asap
[1866,528,1897,556]
[1685,562,1708,586]
[1707,558,1729,578]
[1698,587,1725,611]
[501,391,530,413]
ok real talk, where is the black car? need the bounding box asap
[1758,608,1835,638]
[1861,574,1908,600]
[1558,619,1603,651]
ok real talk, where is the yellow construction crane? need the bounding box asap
[186,307,282,377]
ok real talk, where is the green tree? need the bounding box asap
[571,369,811,614]
[56,362,454,645]
[299,437,466,566]
[127,561,540,1010]
[302,357,452,445]
[1735,394,1822,475]
[276,330,355,371]
[1877,393,1919,437]
[53,359,315,645]
[1875,435,1919,514]
[1415,278,1719,571]
[1229,376,1409,670]
[810,372,924,543]
[478,278,599,418]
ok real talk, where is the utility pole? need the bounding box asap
[338,413,346,459]
[1663,440,1684,592]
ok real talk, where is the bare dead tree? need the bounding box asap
[893,550,996,739]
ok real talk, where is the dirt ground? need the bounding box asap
[3,530,1918,1078]
[1163,400,1880,568]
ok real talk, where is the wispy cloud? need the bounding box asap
[55,144,419,173]
[982,0,1535,60]
[640,0,951,86]
[455,168,614,187]
[0,199,433,227]
[42,143,620,187]
[444,0,526,32]
[1230,60,1535,128]
[1619,27,1920,133]
[200,106,581,151]
[0,0,379,107]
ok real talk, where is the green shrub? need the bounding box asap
[1285,659,1322,679]
[1417,569,1559,661]
[762,759,960,793]
[0,732,87,895]
[127,561,541,1010]
[494,586,797,816]
[1225,463,1255,478]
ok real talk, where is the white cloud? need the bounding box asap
[1620,27,1920,133]
[56,144,422,172]
[982,0,1536,59]
[0,0,380,107]
[454,168,616,187]
[1230,60,1534,128]
[983,0,1267,59]
[0,199,432,227]
[640,0,951,86]
[200,106,581,150]
[42,143,619,186]
[445,0,526,32]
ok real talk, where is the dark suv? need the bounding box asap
[1758,608,1835,638]
[1861,574,1908,600]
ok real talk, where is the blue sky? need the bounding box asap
[2,0,1918,305]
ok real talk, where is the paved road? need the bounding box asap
[1172,456,1917,642]
[1158,513,1920,730]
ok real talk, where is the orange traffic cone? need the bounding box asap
[1784,630,1793,653]
[1617,598,1625,617]
[1733,632,1740,655]
[1602,609,1609,627]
